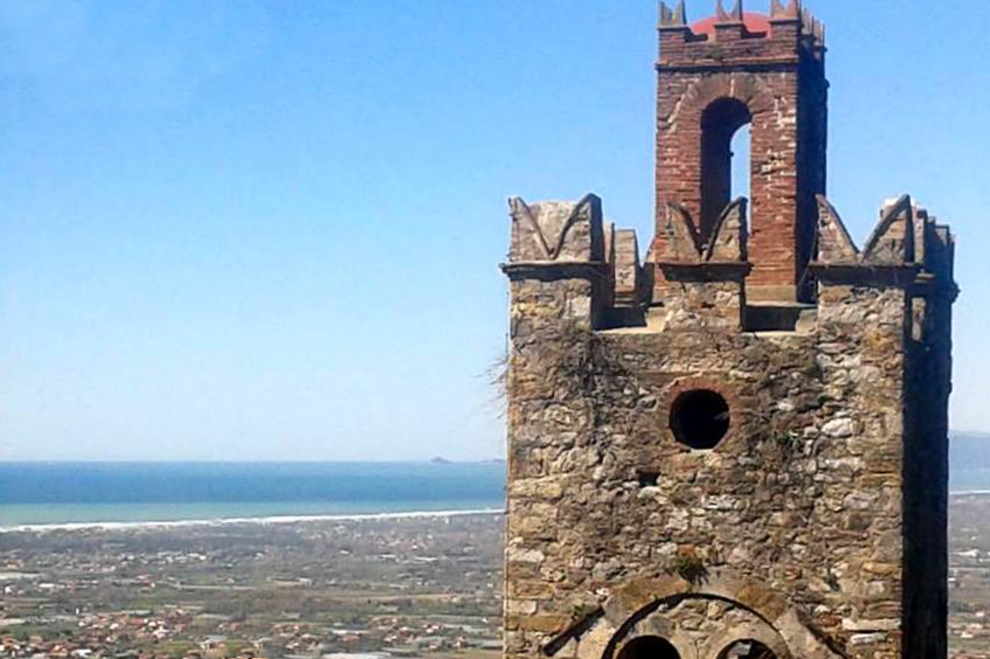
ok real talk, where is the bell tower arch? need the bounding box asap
[654,0,827,302]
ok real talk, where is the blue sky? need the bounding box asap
[1,0,987,461]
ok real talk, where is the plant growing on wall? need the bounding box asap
[669,552,708,585]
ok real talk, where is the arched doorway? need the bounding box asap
[617,636,681,659]
[717,639,777,659]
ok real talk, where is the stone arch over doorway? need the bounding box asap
[547,572,844,659]
[602,594,790,659]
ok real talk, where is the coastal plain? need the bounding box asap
[0,496,987,659]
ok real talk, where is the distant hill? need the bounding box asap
[951,432,990,463]
[952,431,990,441]
[950,432,990,492]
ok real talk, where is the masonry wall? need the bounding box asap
[503,9,954,659]
[503,271,914,659]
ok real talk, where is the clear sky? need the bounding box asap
[1,0,988,461]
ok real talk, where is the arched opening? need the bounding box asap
[617,636,681,659]
[669,389,730,450]
[717,640,778,659]
[700,98,752,241]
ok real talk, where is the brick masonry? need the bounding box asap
[654,5,826,302]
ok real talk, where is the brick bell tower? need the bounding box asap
[654,0,826,303]
[500,3,957,659]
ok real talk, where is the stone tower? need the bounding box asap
[500,3,957,659]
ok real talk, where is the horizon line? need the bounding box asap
[0,457,507,464]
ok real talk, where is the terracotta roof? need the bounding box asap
[690,12,772,37]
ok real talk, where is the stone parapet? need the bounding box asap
[653,199,750,330]
[810,194,958,300]
[503,196,648,330]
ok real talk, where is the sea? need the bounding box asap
[0,434,987,530]
[0,461,506,529]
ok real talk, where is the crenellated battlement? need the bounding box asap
[813,194,956,284]
[502,191,956,335]
[811,193,959,326]
[658,0,824,59]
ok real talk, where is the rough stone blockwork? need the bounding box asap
[499,4,958,659]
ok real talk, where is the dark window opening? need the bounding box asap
[670,389,730,450]
[617,636,681,659]
[717,640,778,659]
[637,470,660,488]
[701,98,752,241]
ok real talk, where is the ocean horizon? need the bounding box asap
[0,461,506,528]
[1,437,988,528]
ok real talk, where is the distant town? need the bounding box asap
[948,494,990,659]
[0,496,987,659]
[0,514,501,659]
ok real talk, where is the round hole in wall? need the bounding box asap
[617,636,681,659]
[670,389,730,450]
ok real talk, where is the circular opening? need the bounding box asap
[670,389,730,450]
[717,640,777,659]
[617,636,681,659]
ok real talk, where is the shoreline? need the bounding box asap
[0,508,504,534]
[2,490,987,534]
[0,489,990,535]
